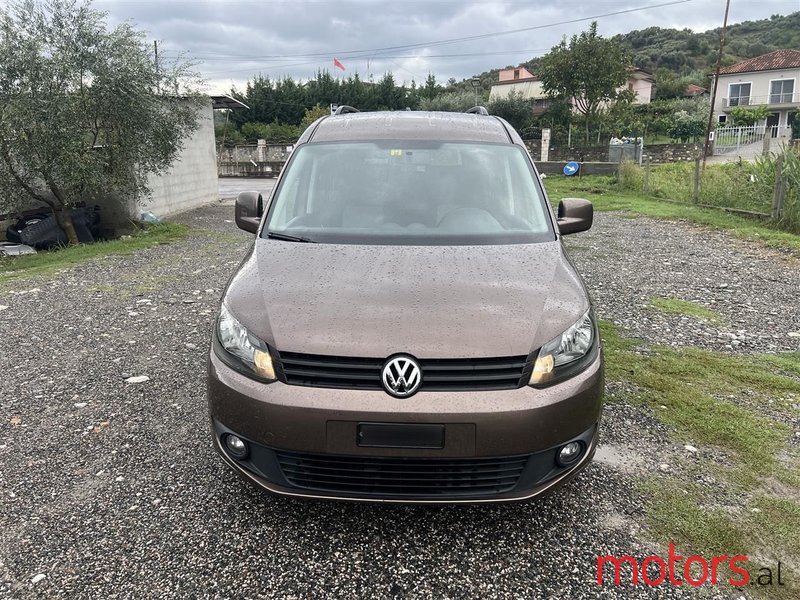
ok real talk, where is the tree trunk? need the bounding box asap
[45,179,81,245]
[53,205,80,245]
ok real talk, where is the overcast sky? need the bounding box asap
[95,0,799,94]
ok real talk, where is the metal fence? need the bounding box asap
[713,125,793,155]
[721,93,800,107]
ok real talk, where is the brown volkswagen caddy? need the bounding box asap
[207,107,603,503]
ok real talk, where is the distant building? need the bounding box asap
[489,67,545,101]
[489,65,653,113]
[625,68,654,104]
[684,83,707,98]
[711,49,800,137]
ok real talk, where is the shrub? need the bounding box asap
[616,149,800,233]
[617,160,643,191]
[728,105,771,126]
[418,91,475,112]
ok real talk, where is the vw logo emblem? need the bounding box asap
[381,355,422,398]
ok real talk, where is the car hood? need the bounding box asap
[224,240,589,358]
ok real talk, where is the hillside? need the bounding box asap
[618,12,800,73]
[462,12,799,90]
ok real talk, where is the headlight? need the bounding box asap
[529,310,597,387]
[214,304,276,382]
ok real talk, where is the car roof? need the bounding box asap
[304,111,514,144]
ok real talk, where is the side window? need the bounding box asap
[504,149,546,230]
[728,83,751,106]
[770,79,794,103]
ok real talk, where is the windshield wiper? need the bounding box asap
[266,231,317,243]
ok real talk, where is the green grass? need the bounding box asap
[640,479,748,556]
[600,320,800,592]
[648,296,722,323]
[601,321,798,477]
[752,496,800,562]
[0,223,190,285]
[544,175,800,256]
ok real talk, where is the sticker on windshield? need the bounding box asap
[389,149,403,156]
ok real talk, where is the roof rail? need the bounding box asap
[333,105,360,116]
[466,106,489,116]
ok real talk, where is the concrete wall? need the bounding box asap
[218,141,293,163]
[629,76,653,105]
[1,101,219,238]
[139,101,218,218]
[217,141,292,178]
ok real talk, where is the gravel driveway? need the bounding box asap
[1,198,796,599]
[571,215,800,354]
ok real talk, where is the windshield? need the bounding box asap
[263,141,554,245]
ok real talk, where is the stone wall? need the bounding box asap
[523,140,702,165]
[643,143,701,164]
[524,142,608,163]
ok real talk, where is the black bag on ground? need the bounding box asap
[7,206,102,249]
[5,214,51,244]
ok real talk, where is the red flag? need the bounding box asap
[333,57,346,71]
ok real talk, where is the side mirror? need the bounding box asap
[235,191,264,234]
[557,198,593,235]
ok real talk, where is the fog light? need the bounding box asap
[557,441,583,466]
[224,434,249,459]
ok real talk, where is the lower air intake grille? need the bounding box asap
[275,450,530,497]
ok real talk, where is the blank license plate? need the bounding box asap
[357,423,445,449]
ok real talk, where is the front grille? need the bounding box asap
[276,450,530,497]
[278,352,530,391]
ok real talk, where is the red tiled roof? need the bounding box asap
[718,49,800,74]
[684,84,706,95]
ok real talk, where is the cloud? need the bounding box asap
[95,0,797,93]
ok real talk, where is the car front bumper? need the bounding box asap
[207,349,603,504]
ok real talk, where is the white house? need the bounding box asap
[712,49,800,137]
[489,66,653,113]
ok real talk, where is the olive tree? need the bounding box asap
[538,22,631,143]
[0,0,203,244]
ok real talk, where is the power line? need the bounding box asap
[201,0,694,61]
[161,49,553,62]
[178,0,696,77]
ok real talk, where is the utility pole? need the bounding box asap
[154,40,159,92]
[703,0,731,168]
